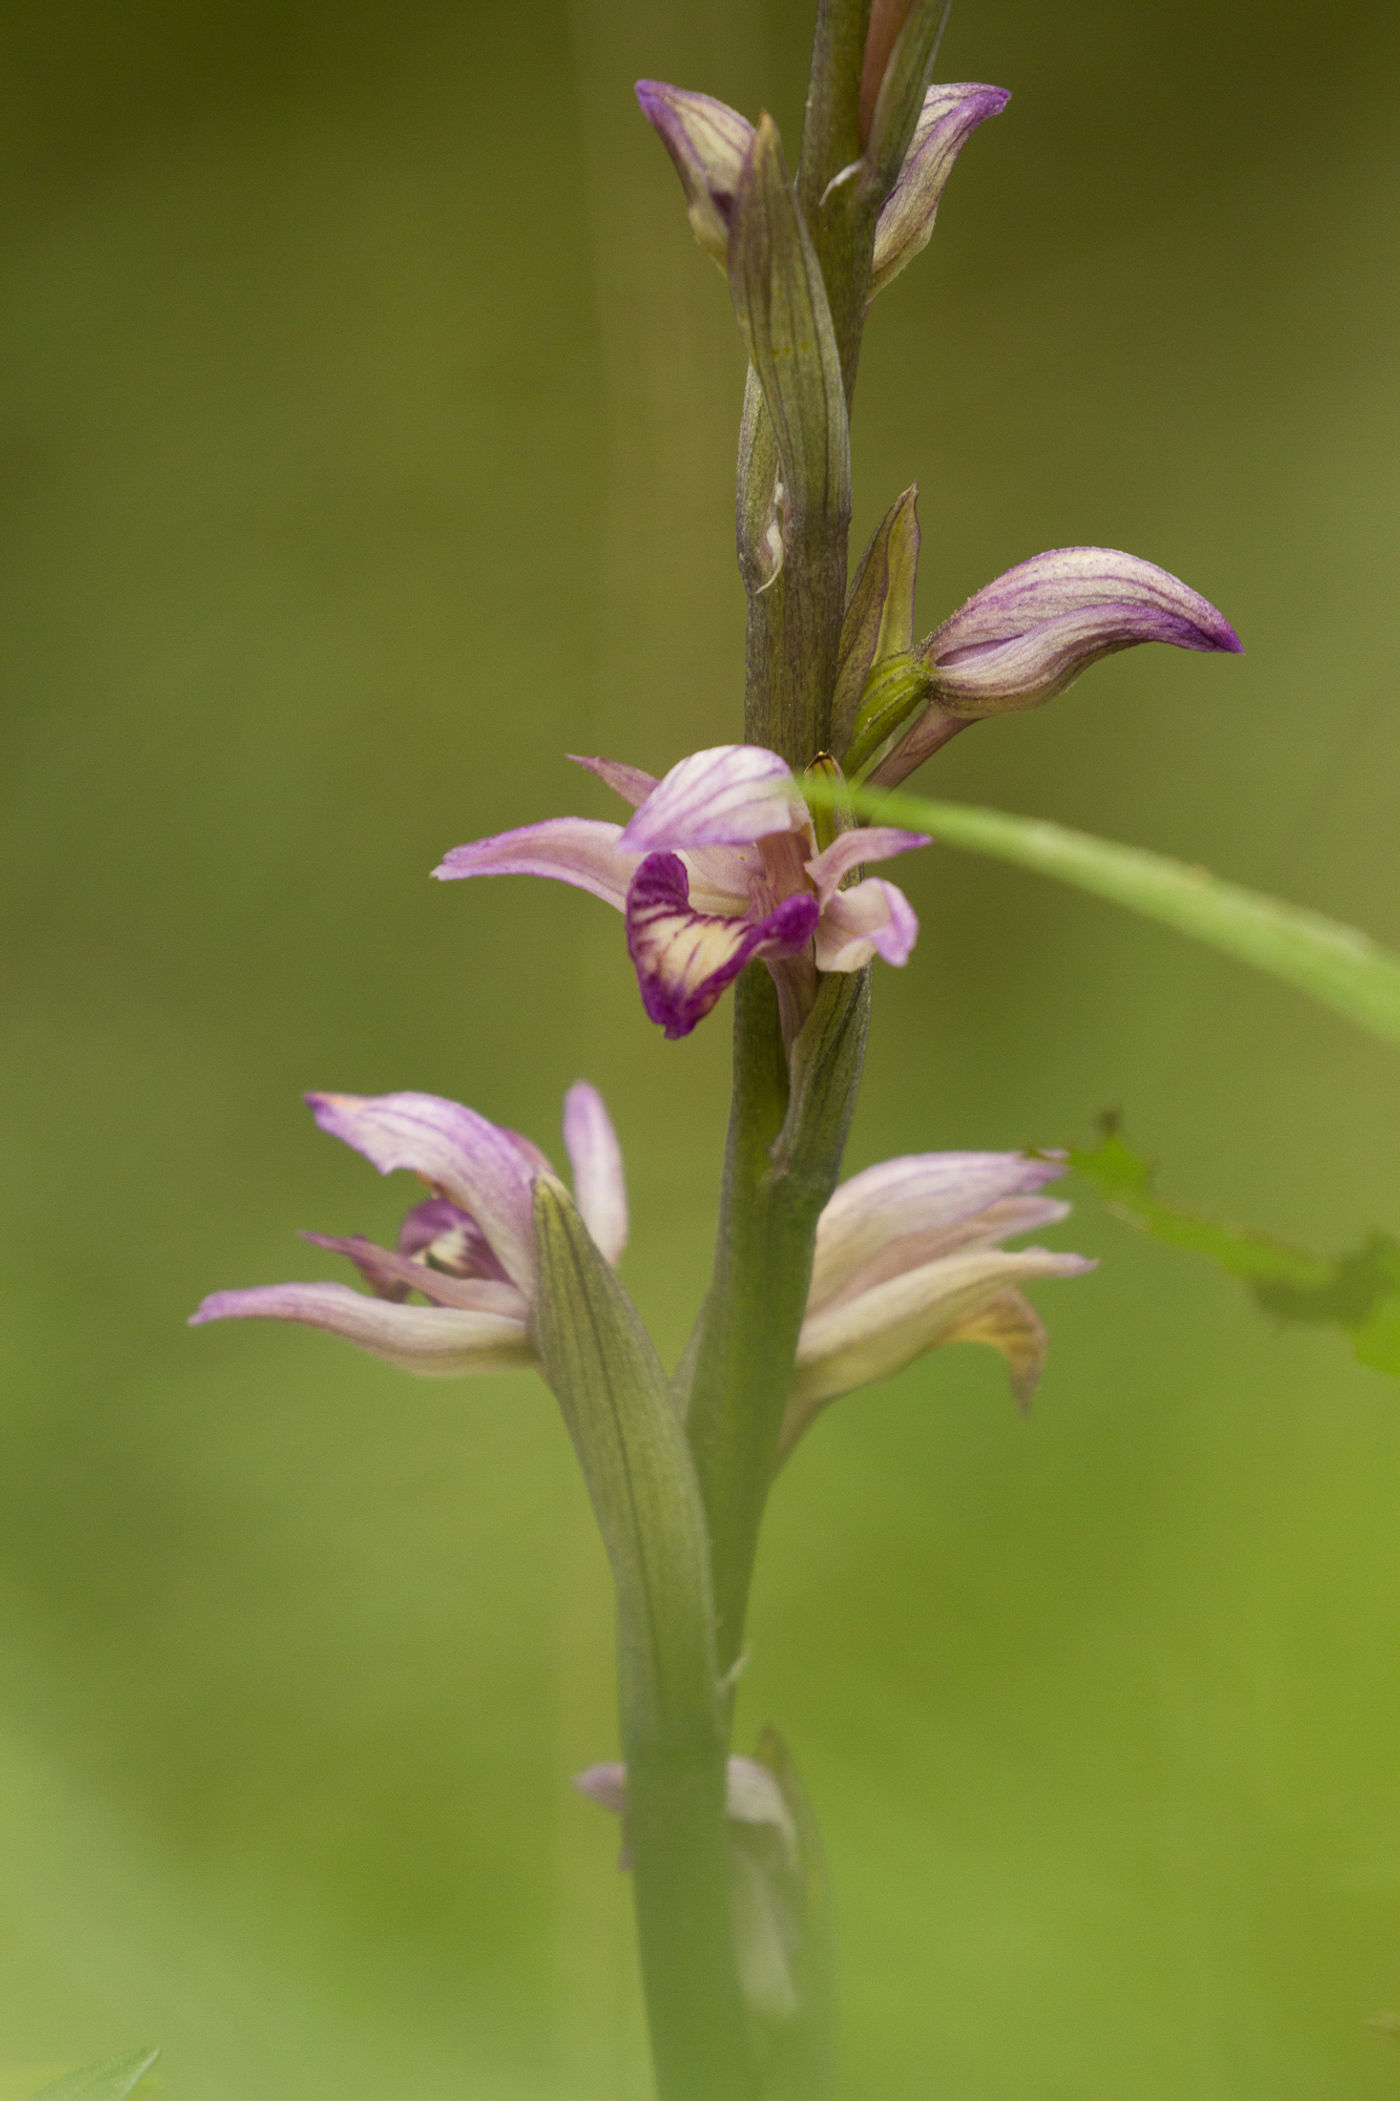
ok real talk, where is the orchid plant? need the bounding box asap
[184,5,1400,2096]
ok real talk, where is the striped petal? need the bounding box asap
[569,754,660,809]
[625,851,819,1039]
[635,81,754,265]
[804,824,929,904]
[189,1283,533,1377]
[920,546,1242,719]
[434,817,638,911]
[621,745,808,852]
[820,1194,1071,1309]
[809,1150,1066,1310]
[562,1081,628,1265]
[306,1091,541,1292]
[870,84,1011,299]
[788,1243,1095,1424]
[300,1233,526,1315]
[813,875,918,970]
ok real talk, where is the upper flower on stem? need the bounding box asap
[435,745,929,1041]
[635,76,1006,295]
[190,1083,626,1374]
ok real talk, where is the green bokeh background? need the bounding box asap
[3,1,1400,2094]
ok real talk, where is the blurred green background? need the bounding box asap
[3,1,1400,2094]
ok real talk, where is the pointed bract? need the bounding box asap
[635,81,754,266]
[833,486,922,743]
[870,84,1011,298]
[728,114,850,531]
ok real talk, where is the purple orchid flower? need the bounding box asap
[869,545,1244,785]
[635,77,1006,286]
[784,1147,1095,1459]
[435,746,930,1041]
[190,1083,626,1374]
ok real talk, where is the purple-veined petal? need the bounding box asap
[870,84,1011,298]
[300,1233,527,1316]
[189,1282,533,1376]
[921,546,1243,717]
[569,754,660,809]
[819,1194,1072,1309]
[621,746,808,853]
[306,1091,541,1292]
[944,1286,1049,1410]
[433,817,637,911]
[809,1150,1066,1310]
[635,81,754,264]
[789,1243,1095,1421]
[813,876,918,970]
[804,824,929,903]
[562,1081,628,1266]
[625,851,819,1039]
[396,1195,509,1281]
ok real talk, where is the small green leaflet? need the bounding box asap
[26,2050,159,2101]
[1070,1121,1400,1377]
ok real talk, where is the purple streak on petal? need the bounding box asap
[562,1081,628,1265]
[300,1233,526,1316]
[810,1150,1067,1310]
[870,84,1011,298]
[433,818,637,912]
[305,1091,540,1292]
[813,876,919,970]
[620,746,807,853]
[924,546,1242,715]
[625,851,819,1039]
[804,824,929,903]
[189,1282,533,1376]
[819,1194,1072,1308]
[569,754,660,809]
[396,1196,510,1282]
[635,81,753,262]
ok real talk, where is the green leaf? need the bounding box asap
[812,781,1400,1050]
[1071,1120,1400,1378]
[864,0,952,197]
[28,2051,159,2101]
[728,115,850,536]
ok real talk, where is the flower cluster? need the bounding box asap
[193,1083,1090,1427]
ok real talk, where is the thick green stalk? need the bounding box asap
[684,970,870,1680]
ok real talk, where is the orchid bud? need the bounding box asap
[635,81,754,267]
[870,82,1011,298]
[872,546,1242,785]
